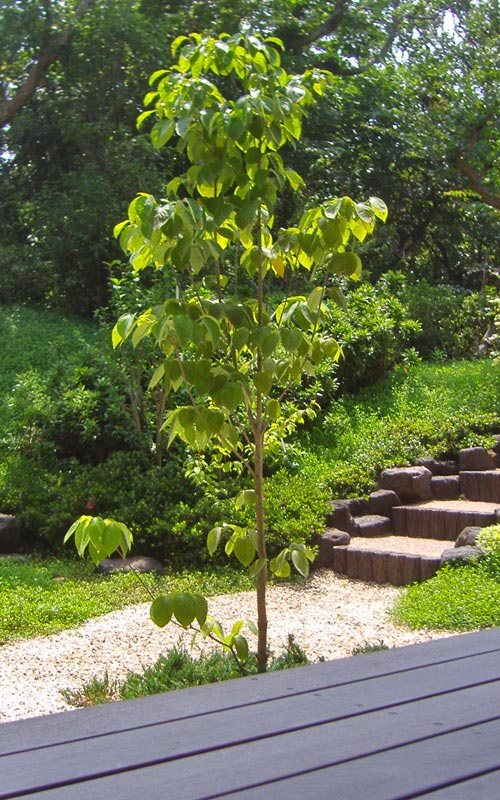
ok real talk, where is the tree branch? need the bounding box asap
[320,3,402,75]
[287,0,402,76]
[0,0,98,127]
[452,119,500,210]
[290,0,349,51]
[454,158,500,210]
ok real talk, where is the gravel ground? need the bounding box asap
[0,569,456,724]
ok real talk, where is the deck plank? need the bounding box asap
[2,628,500,758]
[209,720,500,800]
[2,630,500,800]
[2,680,500,799]
[415,769,500,798]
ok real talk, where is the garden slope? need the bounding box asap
[0,570,457,723]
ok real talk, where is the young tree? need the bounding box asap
[66,29,386,672]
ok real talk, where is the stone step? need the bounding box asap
[392,499,499,540]
[327,546,440,586]
[460,470,500,503]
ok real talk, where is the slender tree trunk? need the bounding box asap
[254,414,268,673]
[254,199,268,673]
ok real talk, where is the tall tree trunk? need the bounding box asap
[254,415,268,673]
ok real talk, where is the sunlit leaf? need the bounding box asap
[150,595,173,627]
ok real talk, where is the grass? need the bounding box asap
[391,555,500,631]
[0,556,253,642]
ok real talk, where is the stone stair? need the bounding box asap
[392,499,499,540]
[316,446,500,586]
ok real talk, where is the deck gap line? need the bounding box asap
[3,643,500,759]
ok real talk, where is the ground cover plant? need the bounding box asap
[391,555,500,631]
[0,556,252,641]
[62,635,308,708]
[294,357,500,498]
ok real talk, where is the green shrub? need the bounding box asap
[296,358,500,499]
[476,525,500,556]
[327,280,421,394]
[385,272,495,360]
[351,639,390,655]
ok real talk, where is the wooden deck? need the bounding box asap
[1,628,500,799]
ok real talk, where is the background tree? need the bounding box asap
[3,0,494,314]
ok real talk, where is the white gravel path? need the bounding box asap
[0,570,456,724]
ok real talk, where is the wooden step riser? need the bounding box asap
[392,507,497,539]
[460,471,500,503]
[329,547,440,586]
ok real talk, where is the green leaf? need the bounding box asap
[248,558,267,579]
[151,119,175,149]
[291,547,310,577]
[148,362,165,390]
[285,168,303,190]
[235,198,259,229]
[306,286,324,313]
[112,313,136,348]
[235,490,257,509]
[172,592,197,628]
[234,536,256,567]
[253,371,272,394]
[173,314,195,346]
[171,35,189,56]
[326,286,347,310]
[280,328,303,352]
[207,526,223,555]
[325,251,362,279]
[214,382,243,412]
[266,398,281,420]
[232,328,249,350]
[193,594,208,626]
[269,549,291,578]
[233,634,249,663]
[369,196,388,221]
[150,595,173,627]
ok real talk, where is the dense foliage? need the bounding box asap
[0,301,496,561]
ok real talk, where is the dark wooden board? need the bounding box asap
[2,629,500,757]
[3,680,500,799]
[209,720,500,800]
[416,769,500,799]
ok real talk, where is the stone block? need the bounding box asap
[458,447,496,472]
[455,526,482,547]
[367,490,401,517]
[352,515,392,537]
[431,475,461,500]
[97,556,165,575]
[312,530,351,569]
[378,466,433,504]
[440,546,484,568]
[325,500,354,532]
[416,457,459,476]
[0,514,23,553]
